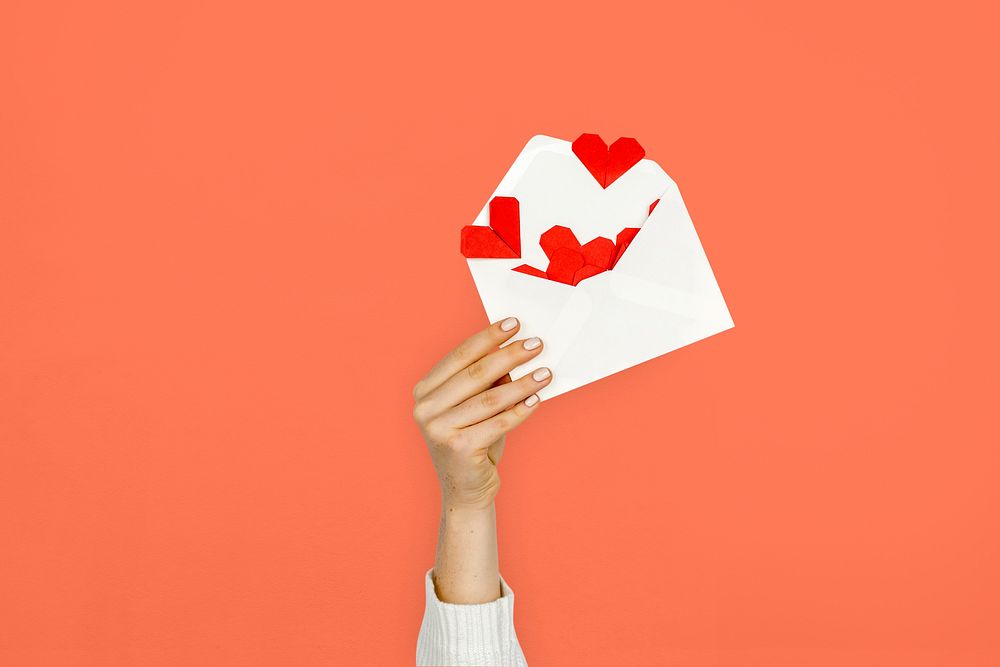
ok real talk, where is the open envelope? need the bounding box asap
[463,134,734,398]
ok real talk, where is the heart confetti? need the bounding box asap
[514,218,649,286]
[460,196,520,258]
[571,133,646,188]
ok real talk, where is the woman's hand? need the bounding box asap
[412,317,552,511]
[413,317,552,604]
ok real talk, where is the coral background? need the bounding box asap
[2,1,998,665]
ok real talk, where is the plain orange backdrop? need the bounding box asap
[2,1,999,665]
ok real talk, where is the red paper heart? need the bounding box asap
[518,218,650,287]
[539,225,581,258]
[460,196,521,258]
[571,134,646,188]
[546,247,585,284]
[581,237,615,269]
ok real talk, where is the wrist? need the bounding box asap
[440,497,495,521]
[434,499,500,604]
[441,490,496,515]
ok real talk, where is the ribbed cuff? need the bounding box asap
[416,569,526,666]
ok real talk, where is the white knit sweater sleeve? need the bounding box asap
[416,569,527,666]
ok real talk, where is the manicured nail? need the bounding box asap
[523,337,541,350]
[532,368,551,381]
[525,394,540,407]
[500,317,518,332]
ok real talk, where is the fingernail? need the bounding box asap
[525,394,540,407]
[523,337,541,350]
[532,368,551,381]
[500,317,518,332]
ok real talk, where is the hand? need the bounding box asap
[412,317,552,511]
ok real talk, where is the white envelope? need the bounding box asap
[466,135,734,398]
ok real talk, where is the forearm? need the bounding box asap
[433,501,500,604]
[414,319,542,664]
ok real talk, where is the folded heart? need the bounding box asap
[546,246,585,284]
[539,225,581,258]
[581,237,615,269]
[460,196,521,258]
[514,221,643,287]
[571,133,646,188]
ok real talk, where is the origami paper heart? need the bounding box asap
[546,247,585,284]
[571,133,646,188]
[581,237,615,269]
[460,196,520,258]
[539,225,581,258]
[515,221,649,286]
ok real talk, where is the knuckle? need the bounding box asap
[412,380,427,401]
[467,361,487,381]
[444,432,465,451]
[453,340,474,365]
[492,415,511,433]
[480,390,500,409]
[411,401,432,424]
[424,418,447,441]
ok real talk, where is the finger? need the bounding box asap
[465,392,543,445]
[446,367,552,427]
[413,317,520,401]
[424,337,543,411]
